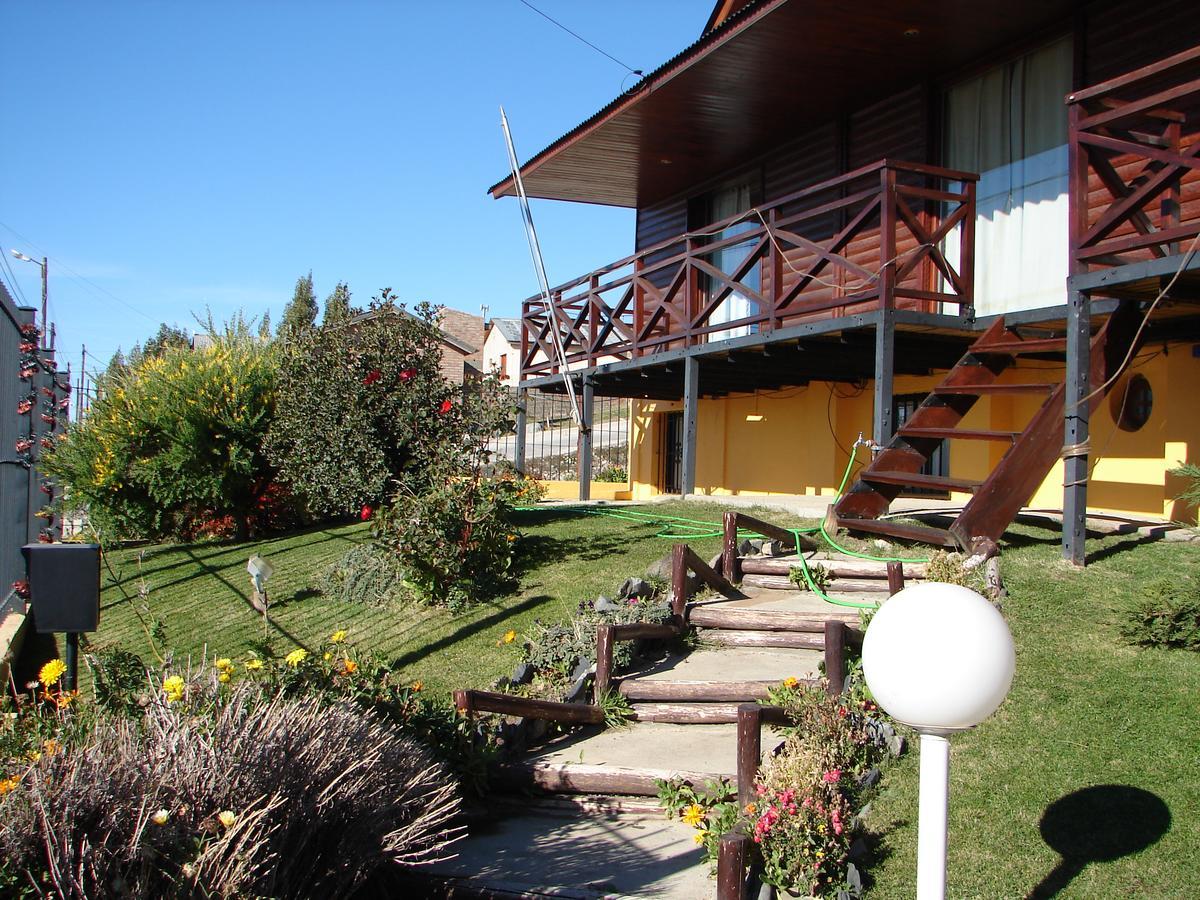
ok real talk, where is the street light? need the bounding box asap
[10,249,48,348]
[861,582,1015,900]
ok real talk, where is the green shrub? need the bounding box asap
[318,543,409,606]
[43,317,280,541]
[1120,578,1200,650]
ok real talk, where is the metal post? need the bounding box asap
[577,377,593,501]
[874,308,896,446]
[917,732,951,900]
[1063,289,1090,566]
[514,387,527,473]
[64,633,79,692]
[40,257,48,349]
[681,355,699,495]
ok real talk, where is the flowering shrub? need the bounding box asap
[657,680,891,898]
[42,317,280,541]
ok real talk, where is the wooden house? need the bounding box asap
[493,0,1200,564]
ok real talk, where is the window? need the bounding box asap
[943,37,1073,315]
[499,353,507,378]
[1111,373,1153,432]
[690,176,763,341]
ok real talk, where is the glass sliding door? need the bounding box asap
[943,37,1073,316]
[698,180,762,341]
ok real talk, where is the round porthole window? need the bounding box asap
[1110,373,1153,432]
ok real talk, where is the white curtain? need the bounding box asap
[943,38,1073,316]
[706,183,760,341]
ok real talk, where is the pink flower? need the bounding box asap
[822,769,842,783]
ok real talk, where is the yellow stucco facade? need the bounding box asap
[625,344,1199,522]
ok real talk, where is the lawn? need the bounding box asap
[88,503,1200,898]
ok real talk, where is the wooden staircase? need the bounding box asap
[833,301,1142,558]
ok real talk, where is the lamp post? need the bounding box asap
[861,583,1015,900]
[10,249,48,349]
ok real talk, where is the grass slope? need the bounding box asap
[91,504,1200,897]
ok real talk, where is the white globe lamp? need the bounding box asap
[862,582,1015,900]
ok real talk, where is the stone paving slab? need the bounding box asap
[426,808,714,899]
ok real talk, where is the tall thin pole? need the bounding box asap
[500,105,581,426]
[40,257,48,349]
[77,345,86,421]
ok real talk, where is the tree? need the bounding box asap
[323,281,354,327]
[267,296,459,517]
[277,272,318,339]
[44,322,280,541]
[140,323,191,360]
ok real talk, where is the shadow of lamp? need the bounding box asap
[862,583,1015,900]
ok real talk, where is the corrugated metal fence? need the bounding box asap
[1,281,65,615]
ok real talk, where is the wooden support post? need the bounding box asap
[595,624,614,701]
[723,511,741,584]
[670,542,688,624]
[453,689,471,716]
[824,619,847,696]
[736,703,762,809]
[1063,290,1090,566]
[873,308,895,447]
[681,355,699,496]
[887,560,905,595]
[716,832,750,900]
[514,387,527,473]
[577,377,594,501]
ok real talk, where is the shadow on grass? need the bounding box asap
[1027,785,1170,899]
[851,821,903,895]
[388,594,552,672]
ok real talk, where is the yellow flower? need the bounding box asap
[744,803,756,815]
[411,681,423,692]
[782,676,799,689]
[340,659,358,675]
[38,659,67,688]
[151,809,170,826]
[502,630,517,644]
[323,652,332,661]
[162,675,185,703]
[284,648,308,667]
[0,776,19,796]
[26,750,41,763]
[330,629,347,644]
[244,658,264,671]
[681,803,706,828]
[218,672,230,684]
[215,657,234,673]
[217,810,236,828]
[506,534,517,543]
[42,739,59,757]
[55,692,75,709]
[693,830,708,845]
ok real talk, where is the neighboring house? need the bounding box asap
[351,305,484,385]
[483,317,522,385]
[492,0,1200,562]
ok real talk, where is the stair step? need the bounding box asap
[618,678,787,702]
[899,426,1020,443]
[933,382,1056,396]
[835,516,958,547]
[701,629,824,649]
[970,336,1067,356]
[688,605,839,631]
[861,470,982,493]
[631,702,743,724]
[738,555,928,579]
[739,574,893,592]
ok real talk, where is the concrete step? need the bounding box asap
[422,807,712,898]
[498,721,783,796]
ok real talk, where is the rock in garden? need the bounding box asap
[738,538,754,556]
[594,595,619,613]
[761,539,784,557]
[618,577,654,601]
[510,662,534,686]
[645,554,672,582]
[571,658,594,683]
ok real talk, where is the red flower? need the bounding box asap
[399,368,417,383]
[360,505,373,521]
[361,369,382,387]
[438,399,453,415]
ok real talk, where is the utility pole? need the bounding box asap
[40,256,48,348]
[77,345,86,421]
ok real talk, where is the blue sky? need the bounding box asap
[0,1,702,381]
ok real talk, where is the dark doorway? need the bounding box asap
[662,412,684,494]
[894,394,950,496]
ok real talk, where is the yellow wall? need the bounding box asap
[538,480,632,502]
[629,345,1199,521]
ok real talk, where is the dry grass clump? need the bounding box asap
[1,683,462,898]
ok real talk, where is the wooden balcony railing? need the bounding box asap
[1069,44,1200,275]
[520,159,977,378]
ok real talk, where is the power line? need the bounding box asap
[0,241,31,307]
[515,0,643,77]
[0,220,157,323]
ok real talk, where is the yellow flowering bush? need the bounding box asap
[42,317,284,541]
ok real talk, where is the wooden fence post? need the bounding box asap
[723,511,741,584]
[595,624,614,701]
[716,832,750,900]
[887,560,905,595]
[824,620,846,696]
[670,542,688,625]
[737,703,762,810]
